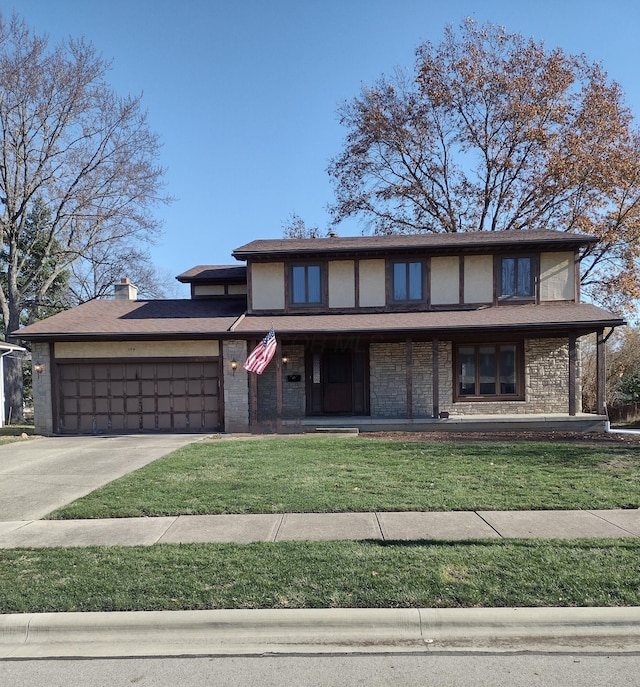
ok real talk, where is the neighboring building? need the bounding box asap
[0,341,26,427]
[16,231,625,435]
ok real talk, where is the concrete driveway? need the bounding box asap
[0,435,201,521]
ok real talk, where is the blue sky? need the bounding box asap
[4,0,640,296]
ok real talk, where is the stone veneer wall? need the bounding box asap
[370,341,453,418]
[370,337,575,418]
[370,343,407,417]
[31,341,53,435]
[256,344,305,421]
[449,337,573,416]
[222,340,249,432]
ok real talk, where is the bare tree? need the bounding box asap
[66,243,176,303]
[329,19,640,314]
[0,13,169,421]
[281,212,326,239]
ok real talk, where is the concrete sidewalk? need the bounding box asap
[1,508,639,549]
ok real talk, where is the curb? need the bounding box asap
[2,607,640,658]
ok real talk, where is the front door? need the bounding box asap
[323,351,353,413]
[307,348,368,415]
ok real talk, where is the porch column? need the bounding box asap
[249,340,258,429]
[568,333,577,416]
[596,329,606,415]
[432,337,439,419]
[275,344,283,431]
[406,338,413,419]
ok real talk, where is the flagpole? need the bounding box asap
[275,339,283,432]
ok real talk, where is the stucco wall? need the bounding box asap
[251,262,285,310]
[328,261,355,308]
[358,259,386,307]
[55,340,220,358]
[539,251,575,301]
[464,255,494,303]
[430,257,460,305]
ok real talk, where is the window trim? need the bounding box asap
[289,262,325,307]
[454,342,524,402]
[389,258,427,304]
[497,255,536,302]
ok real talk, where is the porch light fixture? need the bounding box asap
[230,359,238,375]
[282,354,289,366]
[33,362,45,375]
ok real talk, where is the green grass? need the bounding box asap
[0,539,638,613]
[48,437,640,519]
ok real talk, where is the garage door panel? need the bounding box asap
[126,397,140,413]
[142,398,155,413]
[79,415,95,433]
[172,380,187,395]
[141,380,155,395]
[78,367,93,381]
[57,358,220,434]
[157,380,171,395]
[78,381,93,396]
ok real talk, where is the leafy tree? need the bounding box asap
[329,19,640,314]
[617,370,640,404]
[0,13,168,421]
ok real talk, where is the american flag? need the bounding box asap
[243,327,277,374]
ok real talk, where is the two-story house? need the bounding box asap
[18,230,625,435]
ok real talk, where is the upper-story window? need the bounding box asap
[391,260,424,303]
[291,264,323,305]
[499,256,534,299]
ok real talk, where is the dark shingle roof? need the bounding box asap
[231,302,624,336]
[16,298,247,340]
[176,265,246,283]
[233,230,596,259]
[15,298,623,342]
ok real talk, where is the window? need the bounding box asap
[392,261,424,302]
[499,256,534,299]
[456,343,521,399]
[291,264,322,305]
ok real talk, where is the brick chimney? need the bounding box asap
[113,278,138,300]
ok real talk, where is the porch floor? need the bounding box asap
[281,413,608,434]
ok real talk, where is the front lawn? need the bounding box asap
[1,539,638,613]
[48,436,640,519]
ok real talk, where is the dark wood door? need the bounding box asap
[323,351,353,413]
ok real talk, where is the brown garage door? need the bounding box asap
[56,359,220,434]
